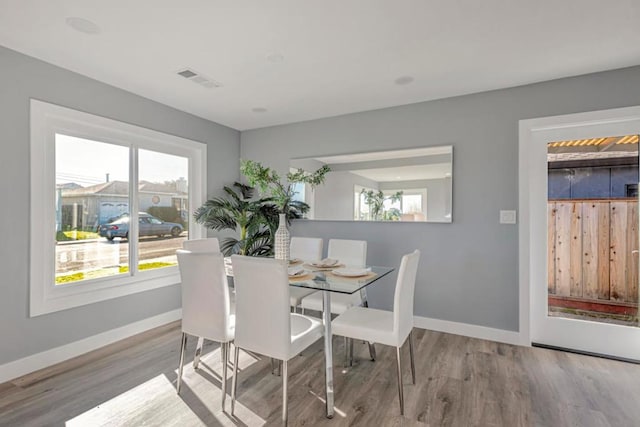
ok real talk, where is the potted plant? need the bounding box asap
[193,182,274,256]
[240,159,330,260]
[360,189,403,221]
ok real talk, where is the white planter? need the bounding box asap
[274,213,290,261]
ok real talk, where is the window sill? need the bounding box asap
[30,269,181,317]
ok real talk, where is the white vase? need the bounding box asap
[274,213,290,261]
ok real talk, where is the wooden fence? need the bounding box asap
[548,199,639,303]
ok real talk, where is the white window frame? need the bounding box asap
[354,184,376,220]
[30,100,207,317]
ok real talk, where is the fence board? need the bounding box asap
[627,203,638,303]
[555,203,572,296]
[582,203,599,299]
[549,200,637,304]
[548,203,556,294]
[570,203,583,297]
[610,202,628,301]
[597,204,610,300]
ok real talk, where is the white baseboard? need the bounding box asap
[0,309,182,384]
[414,315,526,346]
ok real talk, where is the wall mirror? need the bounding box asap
[290,145,453,223]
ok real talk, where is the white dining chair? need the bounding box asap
[183,237,221,252]
[300,239,374,365]
[331,250,420,415]
[182,237,223,369]
[288,237,323,311]
[300,239,367,315]
[176,250,235,411]
[230,255,323,424]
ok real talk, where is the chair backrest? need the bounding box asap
[327,239,367,267]
[176,250,231,342]
[393,250,421,341]
[231,255,291,360]
[183,237,221,252]
[290,237,323,262]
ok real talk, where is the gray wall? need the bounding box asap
[241,65,640,332]
[0,46,240,365]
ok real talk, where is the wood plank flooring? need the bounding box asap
[1,322,639,426]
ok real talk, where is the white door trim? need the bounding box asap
[519,105,640,357]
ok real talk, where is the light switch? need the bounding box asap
[500,210,517,224]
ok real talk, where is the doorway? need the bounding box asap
[520,107,640,361]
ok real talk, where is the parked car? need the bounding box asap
[99,212,183,241]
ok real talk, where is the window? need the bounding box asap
[355,186,427,221]
[354,185,374,220]
[384,190,426,219]
[30,100,206,316]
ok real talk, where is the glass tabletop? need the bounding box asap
[288,265,394,294]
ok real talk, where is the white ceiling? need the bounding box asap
[1,1,639,131]
[352,163,451,182]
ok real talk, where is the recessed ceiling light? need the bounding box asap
[394,75,414,86]
[266,53,284,63]
[65,17,101,35]
[252,107,268,113]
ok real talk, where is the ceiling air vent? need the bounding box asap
[176,68,221,88]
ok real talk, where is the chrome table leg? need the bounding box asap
[362,298,377,361]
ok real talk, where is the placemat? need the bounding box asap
[288,273,315,282]
[303,263,345,271]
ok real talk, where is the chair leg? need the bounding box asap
[343,337,349,368]
[409,330,416,385]
[193,336,204,369]
[231,346,240,416]
[177,332,187,394]
[348,338,354,366]
[282,359,288,424]
[368,342,376,361]
[271,358,282,376]
[221,342,228,411]
[396,346,404,416]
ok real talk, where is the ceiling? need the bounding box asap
[1,1,639,131]
[351,163,451,182]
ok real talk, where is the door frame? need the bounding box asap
[519,106,640,358]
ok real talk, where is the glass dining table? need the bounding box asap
[221,259,393,419]
[289,265,394,418]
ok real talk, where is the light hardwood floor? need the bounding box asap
[1,322,639,426]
